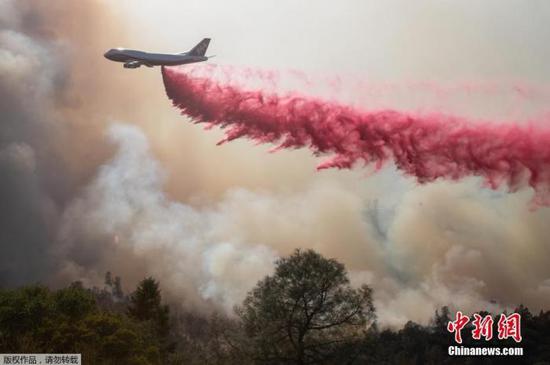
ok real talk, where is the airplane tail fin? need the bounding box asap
[188,38,210,56]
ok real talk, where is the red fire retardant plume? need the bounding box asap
[162,66,550,205]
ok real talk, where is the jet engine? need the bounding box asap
[123,61,141,69]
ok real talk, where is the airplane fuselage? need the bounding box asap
[104,39,211,69]
[104,49,207,67]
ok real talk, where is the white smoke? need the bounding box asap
[60,124,277,312]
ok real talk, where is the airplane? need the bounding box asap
[104,38,212,69]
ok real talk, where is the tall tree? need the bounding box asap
[128,277,162,322]
[127,277,170,340]
[113,276,124,301]
[236,249,375,365]
[104,271,113,288]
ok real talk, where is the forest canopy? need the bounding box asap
[0,250,547,365]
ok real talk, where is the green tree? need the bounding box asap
[236,249,375,365]
[0,285,53,351]
[0,283,162,364]
[127,277,171,351]
[54,282,96,320]
[128,277,162,322]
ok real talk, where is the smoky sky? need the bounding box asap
[0,1,66,285]
[0,0,133,286]
[1,0,550,328]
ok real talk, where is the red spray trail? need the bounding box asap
[162,66,550,205]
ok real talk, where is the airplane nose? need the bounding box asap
[104,50,115,60]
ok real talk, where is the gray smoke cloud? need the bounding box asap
[1,0,550,328]
[0,0,68,286]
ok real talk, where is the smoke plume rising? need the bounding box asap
[162,65,550,206]
[60,124,277,312]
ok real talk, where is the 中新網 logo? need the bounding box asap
[447,311,522,344]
